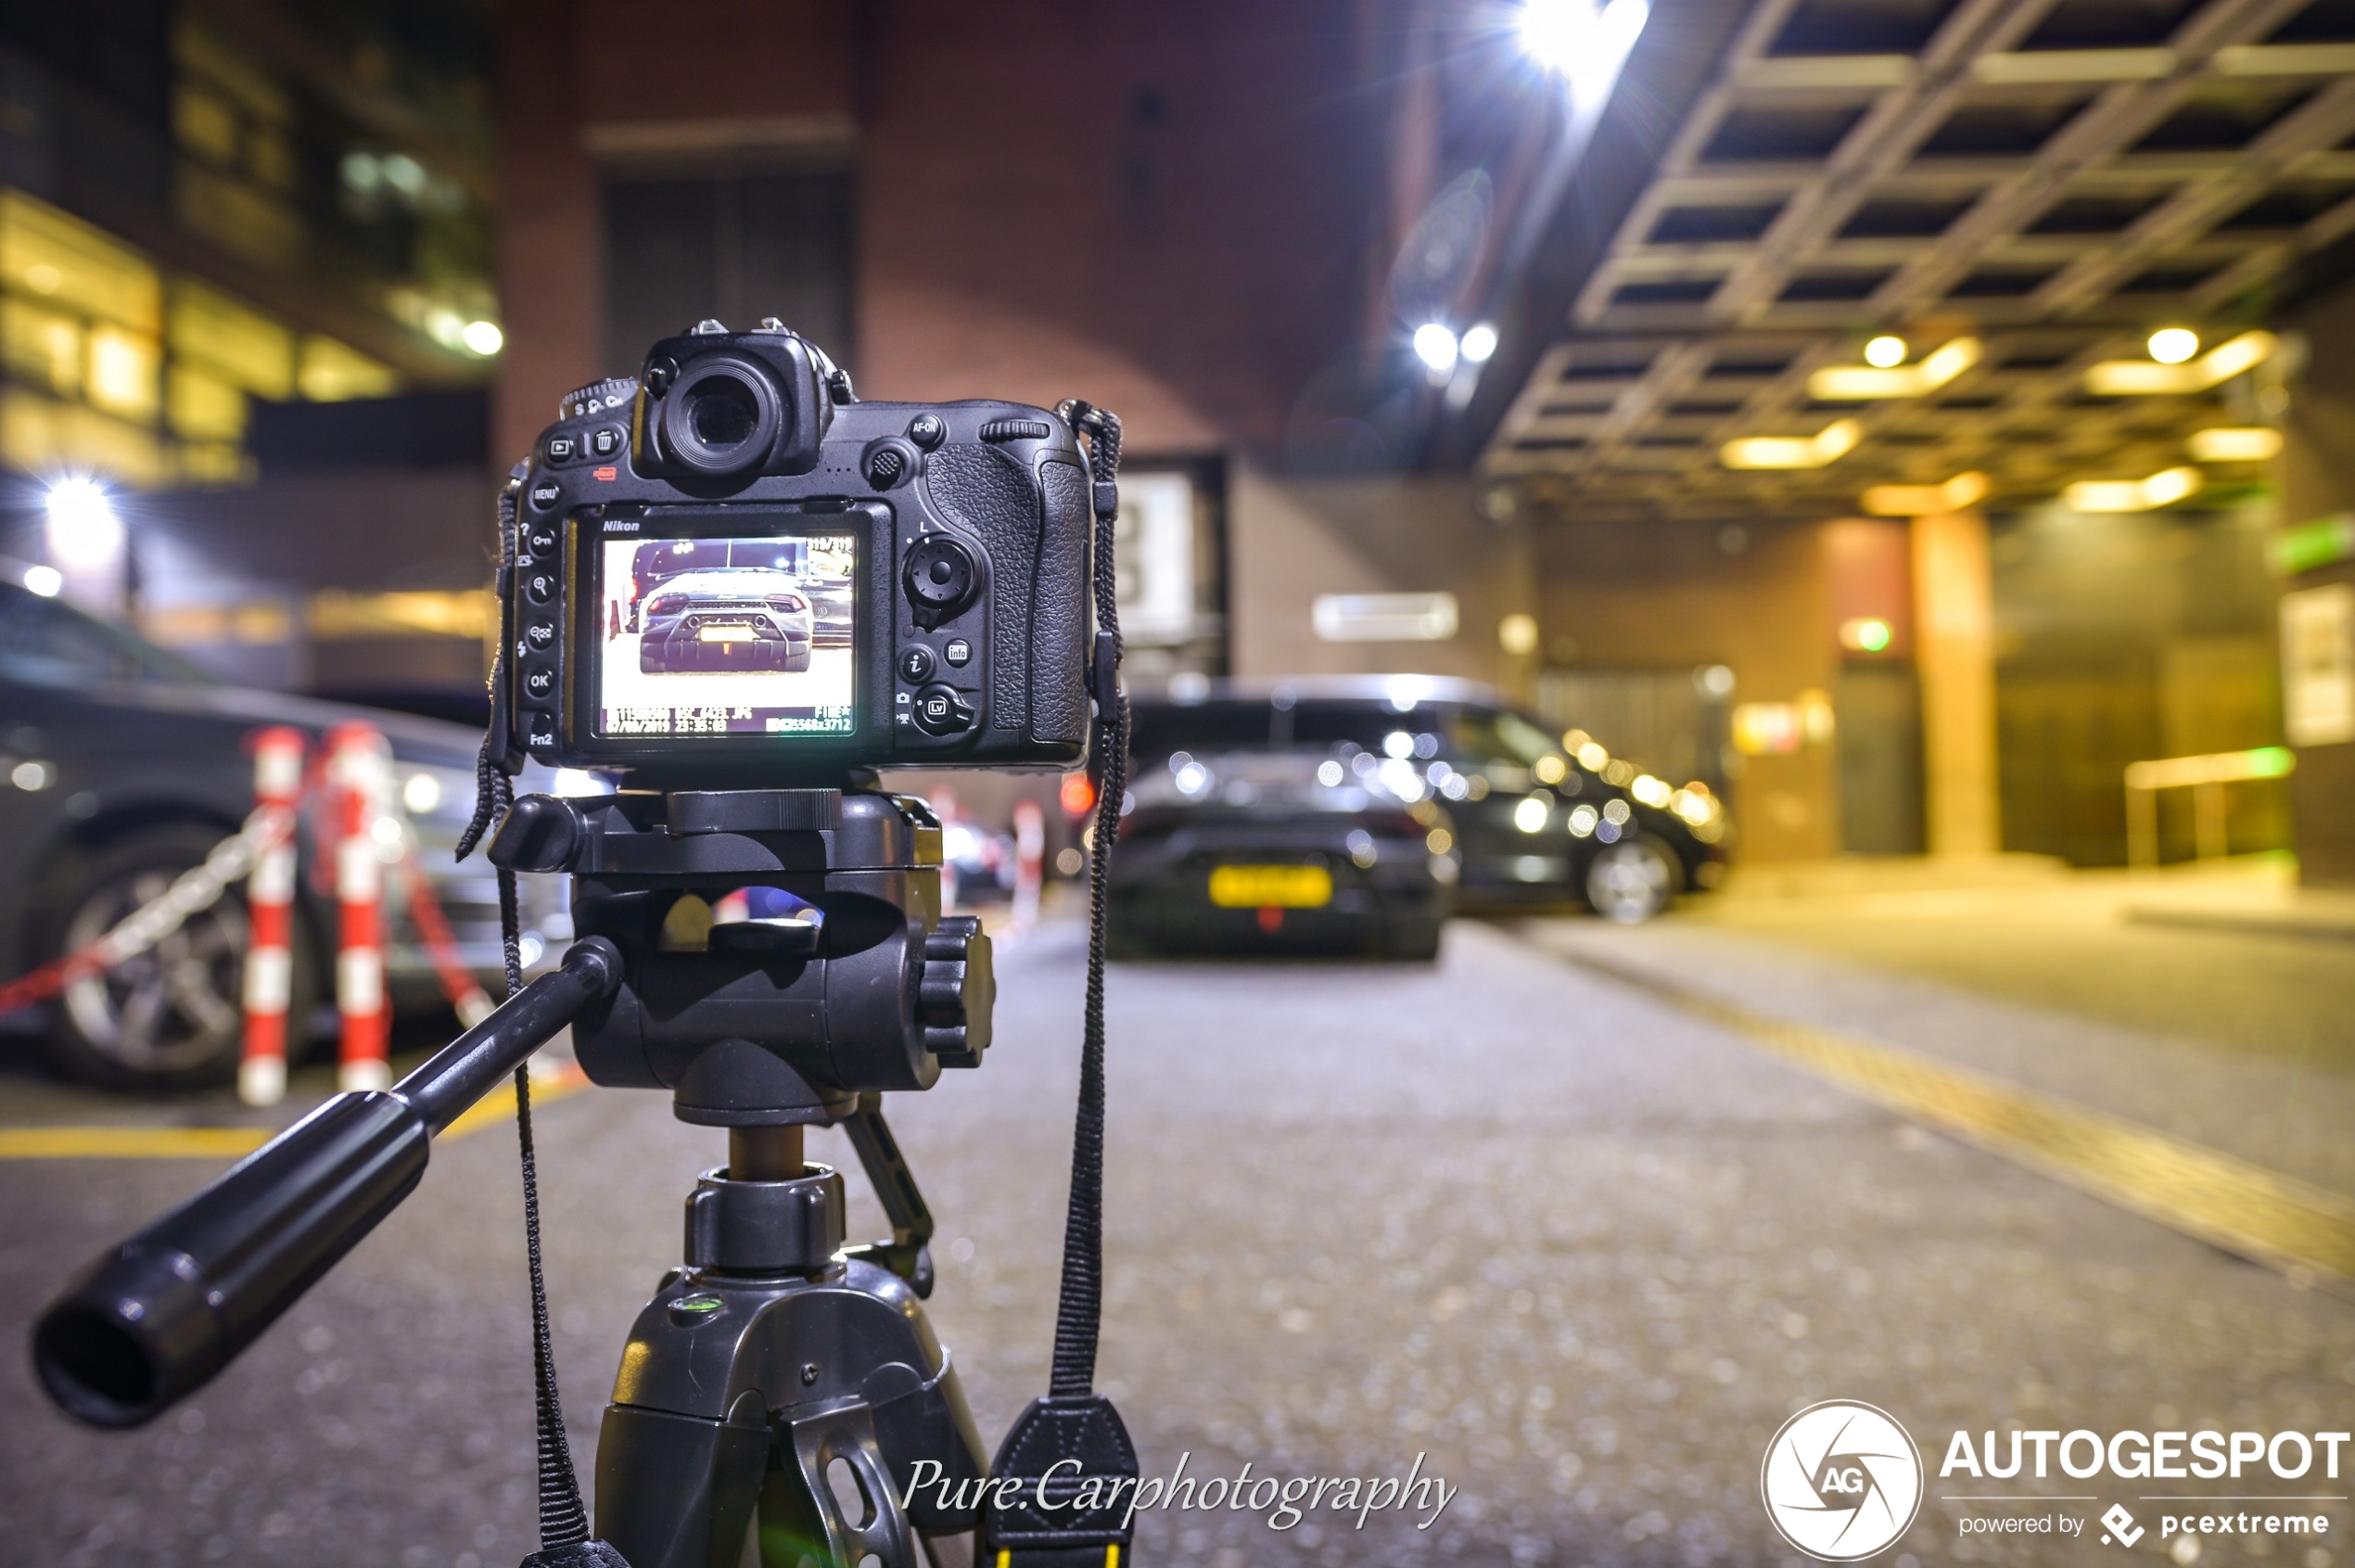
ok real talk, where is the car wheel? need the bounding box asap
[35,826,317,1090]
[641,640,664,673]
[1585,835,1680,924]
[784,643,811,672]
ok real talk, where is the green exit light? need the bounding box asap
[1856,618,1891,652]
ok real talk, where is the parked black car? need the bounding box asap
[1108,744,1458,959]
[0,562,568,1090]
[1121,678,1726,924]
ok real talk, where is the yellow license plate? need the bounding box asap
[699,624,754,643]
[1207,864,1332,909]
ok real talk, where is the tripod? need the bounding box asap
[32,784,997,1568]
[490,784,995,1568]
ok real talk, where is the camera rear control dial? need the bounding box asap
[901,536,979,623]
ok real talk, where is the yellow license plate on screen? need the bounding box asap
[699,624,754,643]
[1207,864,1332,909]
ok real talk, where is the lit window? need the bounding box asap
[1,299,83,397]
[299,335,397,401]
[168,364,248,442]
[0,191,162,333]
[87,325,161,424]
[170,280,295,398]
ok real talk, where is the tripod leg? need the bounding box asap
[756,1401,919,1568]
[595,1402,770,1568]
[842,1094,935,1293]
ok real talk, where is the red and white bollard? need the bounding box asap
[325,722,394,1093]
[1010,798,1045,939]
[236,727,307,1106]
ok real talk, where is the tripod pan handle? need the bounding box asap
[32,938,623,1428]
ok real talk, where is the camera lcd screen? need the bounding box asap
[592,529,858,739]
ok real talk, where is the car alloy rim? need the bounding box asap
[1590,840,1673,923]
[60,869,248,1071]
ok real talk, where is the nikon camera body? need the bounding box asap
[493,318,1095,788]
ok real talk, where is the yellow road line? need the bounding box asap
[440,1066,591,1142]
[0,1065,594,1159]
[0,1126,270,1159]
[1549,946,2355,1292]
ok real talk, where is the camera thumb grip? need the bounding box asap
[32,939,624,1430]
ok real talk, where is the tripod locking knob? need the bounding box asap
[917,915,993,1068]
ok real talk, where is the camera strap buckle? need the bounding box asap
[979,1395,1140,1567]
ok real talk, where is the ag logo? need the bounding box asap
[1760,1399,1924,1561]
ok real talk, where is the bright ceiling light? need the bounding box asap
[2064,465,2202,512]
[2147,327,2199,364]
[1521,0,1649,96]
[2086,331,2273,395]
[1860,470,1989,516]
[1810,337,1980,400]
[1460,322,1499,363]
[1412,323,1460,374]
[1864,335,1907,368]
[461,319,504,356]
[22,564,62,596]
[44,477,123,567]
[1720,418,1861,470]
[2186,427,2282,462]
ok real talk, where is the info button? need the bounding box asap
[942,636,972,668]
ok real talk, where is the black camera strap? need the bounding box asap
[980,403,1142,1568]
[463,472,619,1568]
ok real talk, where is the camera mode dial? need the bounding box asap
[560,376,639,422]
[902,536,979,623]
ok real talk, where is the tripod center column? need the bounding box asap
[730,1126,806,1181]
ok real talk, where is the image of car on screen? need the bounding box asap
[804,575,854,646]
[629,539,819,631]
[636,569,815,673]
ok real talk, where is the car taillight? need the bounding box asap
[770,595,806,612]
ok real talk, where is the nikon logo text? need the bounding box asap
[1762,1399,1926,1561]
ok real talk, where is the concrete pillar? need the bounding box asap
[1911,511,2001,857]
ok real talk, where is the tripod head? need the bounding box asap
[490,786,992,1126]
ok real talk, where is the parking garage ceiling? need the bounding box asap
[1475,0,2355,522]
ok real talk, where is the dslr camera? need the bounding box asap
[495,317,1096,786]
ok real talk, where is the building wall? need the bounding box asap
[1531,518,1841,862]
[494,0,1382,469]
[2277,282,2355,886]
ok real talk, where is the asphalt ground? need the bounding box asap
[1,890,2351,1567]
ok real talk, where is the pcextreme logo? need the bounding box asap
[1761,1399,1927,1561]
